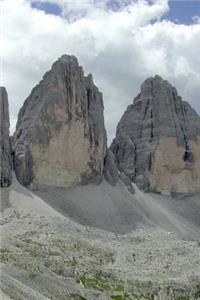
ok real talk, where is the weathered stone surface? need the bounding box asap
[0,87,12,187]
[111,75,200,194]
[13,55,107,189]
[103,149,119,186]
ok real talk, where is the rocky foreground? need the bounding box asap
[0,178,200,300]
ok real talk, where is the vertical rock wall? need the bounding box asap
[111,75,200,194]
[13,55,107,190]
[0,87,12,187]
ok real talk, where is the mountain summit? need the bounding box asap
[2,59,200,195]
[111,75,200,195]
[13,55,107,189]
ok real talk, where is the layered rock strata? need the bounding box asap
[13,55,107,190]
[111,75,200,195]
[0,87,12,187]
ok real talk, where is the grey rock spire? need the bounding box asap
[13,55,107,190]
[0,87,12,187]
[111,75,200,195]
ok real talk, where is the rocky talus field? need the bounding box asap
[0,55,200,300]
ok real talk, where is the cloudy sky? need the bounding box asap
[1,0,200,143]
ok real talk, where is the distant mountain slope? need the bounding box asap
[36,180,200,240]
[2,176,199,240]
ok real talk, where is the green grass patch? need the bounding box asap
[114,283,125,292]
[27,270,39,279]
[111,296,124,300]
[76,275,111,291]
[69,294,88,300]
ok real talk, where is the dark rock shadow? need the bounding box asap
[0,187,10,212]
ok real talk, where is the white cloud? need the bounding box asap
[192,15,200,24]
[1,0,200,143]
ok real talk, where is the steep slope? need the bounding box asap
[1,178,200,299]
[0,87,12,187]
[13,55,107,190]
[35,181,200,239]
[111,75,200,195]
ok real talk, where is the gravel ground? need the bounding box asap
[0,178,200,299]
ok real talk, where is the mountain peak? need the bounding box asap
[137,75,178,103]
[13,55,107,190]
[57,54,79,65]
[111,76,200,195]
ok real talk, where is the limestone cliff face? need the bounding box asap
[111,75,200,195]
[13,55,107,190]
[0,87,12,187]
